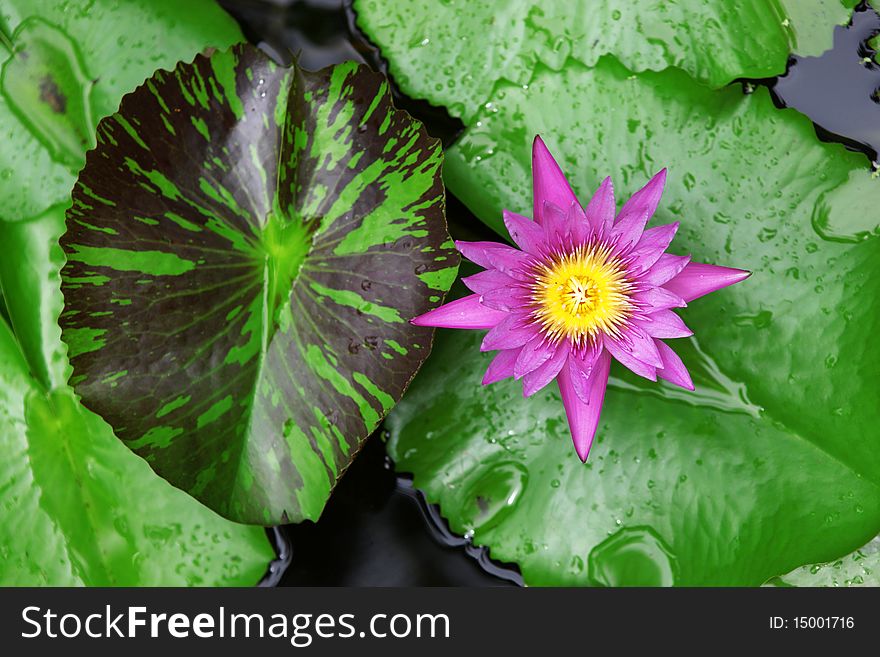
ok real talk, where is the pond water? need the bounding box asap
[770,1,880,162]
[216,0,880,586]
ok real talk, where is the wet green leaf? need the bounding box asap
[354,0,856,122]
[386,59,880,585]
[0,205,71,390]
[771,534,880,586]
[778,0,860,57]
[0,318,274,585]
[59,45,457,525]
[0,0,242,223]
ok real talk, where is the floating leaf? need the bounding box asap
[778,0,860,57]
[386,59,880,585]
[354,0,857,122]
[771,534,880,586]
[0,0,242,223]
[0,317,274,586]
[0,17,94,169]
[0,204,70,390]
[59,44,457,525]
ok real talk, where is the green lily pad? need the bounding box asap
[0,0,242,223]
[59,44,457,525]
[0,316,274,586]
[0,204,71,390]
[354,0,856,122]
[778,0,860,57]
[772,534,880,586]
[385,58,880,585]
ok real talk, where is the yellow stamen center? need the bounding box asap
[530,243,633,345]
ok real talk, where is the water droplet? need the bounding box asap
[456,460,528,532]
[587,526,678,586]
[458,133,498,163]
[732,310,773,329]
[757,227,778,242]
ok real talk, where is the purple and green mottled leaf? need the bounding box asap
[59,44,457,525]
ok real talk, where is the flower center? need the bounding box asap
[530,243,633,344]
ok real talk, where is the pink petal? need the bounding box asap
[655,340,694,390]
[485,249,532,281]
[603,333,657,381]
[643,253,691,287]
[663,262,751,302]
[455,240,522,269]
[522,339,571,397]
[635,309,693,339]
[411,294,508,329]
[567,343,602,403]
[542,201,570,250]
[610,169,666,252]
[482,348,521,385]
[462,269,516,295]
[532,135,582,225]
[557,349,611,462]
[503,210,545,255]
[584,176,615,238]
[632,287,686,313]
[481,314,536,351]
[627,222,679,274]
[480,284,528,312]
[514,334,555,379]
[568,202,591,246]
[611,325,663,366]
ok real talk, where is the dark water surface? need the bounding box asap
[769,1,880,162]
[216,0,880,586]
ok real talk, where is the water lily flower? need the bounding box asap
[412,136,750,461]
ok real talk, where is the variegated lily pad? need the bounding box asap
[59,44,457,524]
